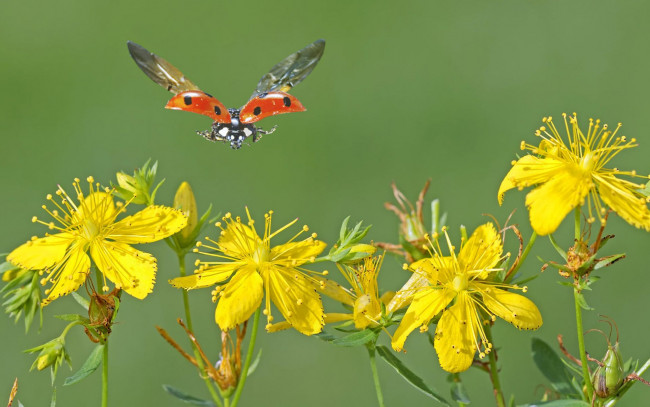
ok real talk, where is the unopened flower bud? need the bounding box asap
[592,342,625,398]
[174,182,198,243]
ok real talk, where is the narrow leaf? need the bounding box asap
[247,349,263,377]
[162,385,216,406]
[71,292,89,310]
[575,292,593,311]
[331,329,377,347]
[64,344,104,386]
[531,338,575,395]
[376,345,449,405]
[450,380,470,403]
[520,401,589,407]
[314,331,336,342]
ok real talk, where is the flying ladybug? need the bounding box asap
[127,39,325,149]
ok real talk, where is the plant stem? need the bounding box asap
[484,324,506,407]
[231,308,261,407]
[102,340,108,407]
[572,207,594,401]
[176,254,223,407]
[367,346,385,407]
[574,287,594,400]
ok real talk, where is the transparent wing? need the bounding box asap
[127,41,200,94]
[252,39,325,99]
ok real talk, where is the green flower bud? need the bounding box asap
[112,159,163,205]
[592,342,625,398]
[26,336,68,376]
[174,182,198,243]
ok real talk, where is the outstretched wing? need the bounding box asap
[240,92,305,124]
[252,39,325,98]
[127,41,200,94]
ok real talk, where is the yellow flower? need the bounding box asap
[391,223,542,373]
[498,114,650,235]
[170,209,327,336]
[8,177,187,305]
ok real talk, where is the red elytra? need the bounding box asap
[165,91,231,123]
[240,92,305,124]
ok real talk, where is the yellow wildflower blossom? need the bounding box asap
[498,114,650,235]
[8,177,187,305]
[170,209,327,336]
[391,223,542,373]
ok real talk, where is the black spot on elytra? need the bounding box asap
[253,106,261,116]
[283,96,291,107]
[183,95,192,105]
[214,105,221,115]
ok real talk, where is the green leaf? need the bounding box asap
[548,234,567,260]
[519,401,589,407]
[247,349,263,377]
[162,385,216,406]
[593,253,625,270]
[63,344,104,386]
[54,314,89,323]
[314,331,336,342]
[531,338,575,395]
[574,292,593,311]
[71,292,89,310]
[376,345,449,405]
[331,329,377,347]
[450,380,470,403]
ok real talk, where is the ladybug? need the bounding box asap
[127,39,325,149]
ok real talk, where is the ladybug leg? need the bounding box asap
[254,125,278,142]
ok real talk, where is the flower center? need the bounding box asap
[81,218,100,242]
[451,273,469,292]
[580,151,596,172]
[252,244,269,264]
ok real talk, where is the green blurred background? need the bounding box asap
[1,0,649,405]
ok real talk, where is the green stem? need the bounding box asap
[177,254,223,407]
[367,346,385,407]
[574,287,594,400]
[572,207,594,401]
[102,340,108,407]
[231,308,261,407]
[484,325,506,407]
[574,207,581,241]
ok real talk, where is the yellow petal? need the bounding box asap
[170,263,240,289]
[270,239,326,265]
[215,265,263,330]
[434,294,477,373]
[596,174,650,231]
[525,164,592,235]
[314,278,354,306]
[90,241,157,299]
[498,155,564,204]
[265,265,324,336]
[458,223,502,274]
[353,294,381,329]
[42,242,91,305]
[267,313,353,333]
[478,285,543,330]
[108,205,187,244]
[74,192,117,228]
[8,233,75,270]
[391,287,455,351]
[386,260,432,314]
